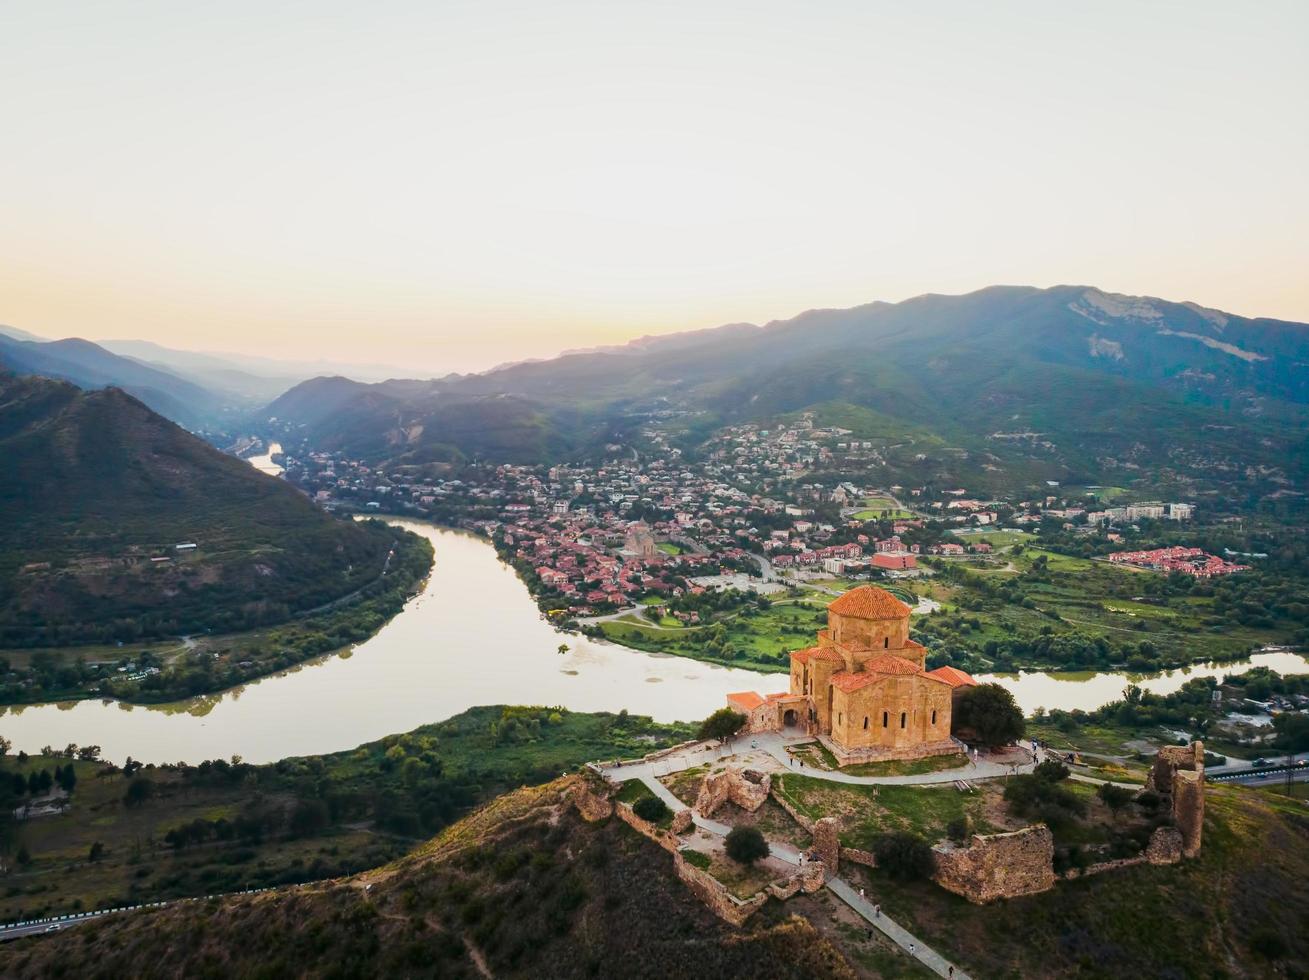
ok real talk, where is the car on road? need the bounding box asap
[44,924,61,932]
[1252,757,1270,768]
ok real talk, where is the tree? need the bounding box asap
[1272,712,1309,753]
[16,845,31,866]
[953,683,1025,747]
[872,832,935,880]
[88,841,105,863]
[124,777,154,808]
[0,736,11,758]
[698,707,747,742]
[724,825,769,864]
[632,795,669,823]
[1097,783,1134,821]
[1033,759,1069,783]
[58,765,77,794]
[557,643,569,656]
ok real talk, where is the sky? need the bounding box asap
[2,1,1306,375]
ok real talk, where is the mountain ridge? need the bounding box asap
[261,284,1309,505]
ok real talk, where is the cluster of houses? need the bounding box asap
[1106,546,1249,577]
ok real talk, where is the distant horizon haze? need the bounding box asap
[2,1,1306,375]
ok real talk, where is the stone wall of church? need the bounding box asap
[830,676,954,754]
[831,611,908,651]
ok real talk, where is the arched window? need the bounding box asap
[863,716,869,730]
[838,712,843,727]
[882,711,888,728]
[931,709,937,725]
[900,712,907,729]
[883,636,889,648]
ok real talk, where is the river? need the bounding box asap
[0,522,1304,764]
[247,441,284,476]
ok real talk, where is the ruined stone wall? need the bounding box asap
[1059,826,1183,880]
[932,825,1055,904]
[695,768,771,817]
[670,808,693,835]
[1172,770,1204,858]
[1062,855,1149,880]
[769,785,816,832]
[1145,826,1183,865]
[840,847,877,869]
[1145,741,1205,859]
[766,863,826,900]
[1148,740,1204,792]
[672,852,769,927]
[614,801,682,855]
[811,817,840,876]
[570,775,615,822]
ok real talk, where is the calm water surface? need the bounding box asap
[0,522,1303,763]
[248,441,284,476]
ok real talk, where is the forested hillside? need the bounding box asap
[0,375,415,646]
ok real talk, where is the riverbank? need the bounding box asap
[0,525,433,707]
[0,523,772,764]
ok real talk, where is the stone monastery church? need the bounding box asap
[728,585,977,764]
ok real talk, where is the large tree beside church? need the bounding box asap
[953,683,1025,747]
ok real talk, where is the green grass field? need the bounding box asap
[916,545,1291,671]
[597,598,828,673]
[774,775,998,849]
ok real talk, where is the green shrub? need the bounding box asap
[681,849,712,870]
[946,816,973,843]
[632,795,669,823]
[871,832,934,881]
[724,826,769,865]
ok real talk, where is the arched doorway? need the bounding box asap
[782,708,799,730]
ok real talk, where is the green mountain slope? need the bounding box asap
[265,285,1309,501]
[0,375,406,646]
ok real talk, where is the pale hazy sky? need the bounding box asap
[2,1,1306,374]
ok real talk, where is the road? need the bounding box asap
[0,887,279,942]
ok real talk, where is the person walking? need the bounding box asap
[908,942,916,956]
[873,903,880,918]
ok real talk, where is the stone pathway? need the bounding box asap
[601,732,1037,788]
[637,774,807,865]
[827,876,970,979]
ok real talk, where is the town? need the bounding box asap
[266,414,1211,625]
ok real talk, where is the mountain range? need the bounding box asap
[0,326,419,430]
[262,285,1309,504]
[0,375,400,647]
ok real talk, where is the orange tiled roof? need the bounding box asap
[862,654,924,676]
[829,670,882,693]
[828,586,912,621]
[726,691,763,711]
[925,665,978,688]
[791,645,843,665]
